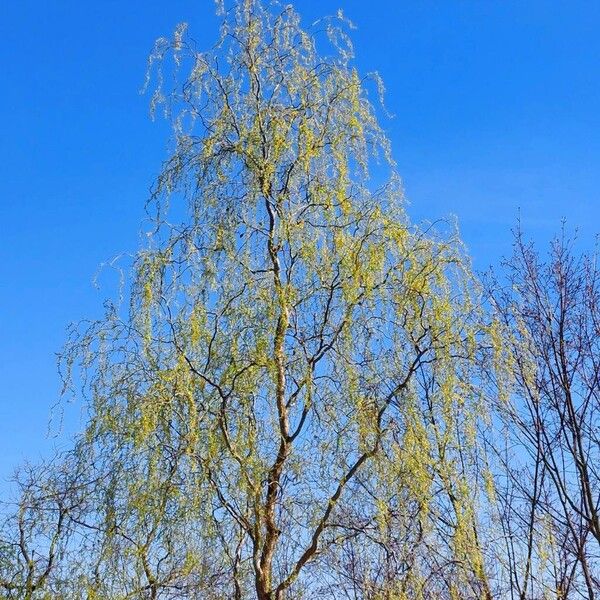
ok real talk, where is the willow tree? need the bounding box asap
[21,1,500,598]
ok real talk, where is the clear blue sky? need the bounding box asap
[1,0,600,486]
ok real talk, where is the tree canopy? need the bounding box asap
[1,1,599,599]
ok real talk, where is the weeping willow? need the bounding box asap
[1,2,504,599]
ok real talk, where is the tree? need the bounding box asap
[488,228,600,599]
[1,1,502,598]
[0,455,91,599]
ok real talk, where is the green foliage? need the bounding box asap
[1,2,506,598]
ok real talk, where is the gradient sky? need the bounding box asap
[1,0,600,488]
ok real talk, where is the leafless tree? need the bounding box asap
[488,227,600,599]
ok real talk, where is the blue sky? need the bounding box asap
[1,0,600,486]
